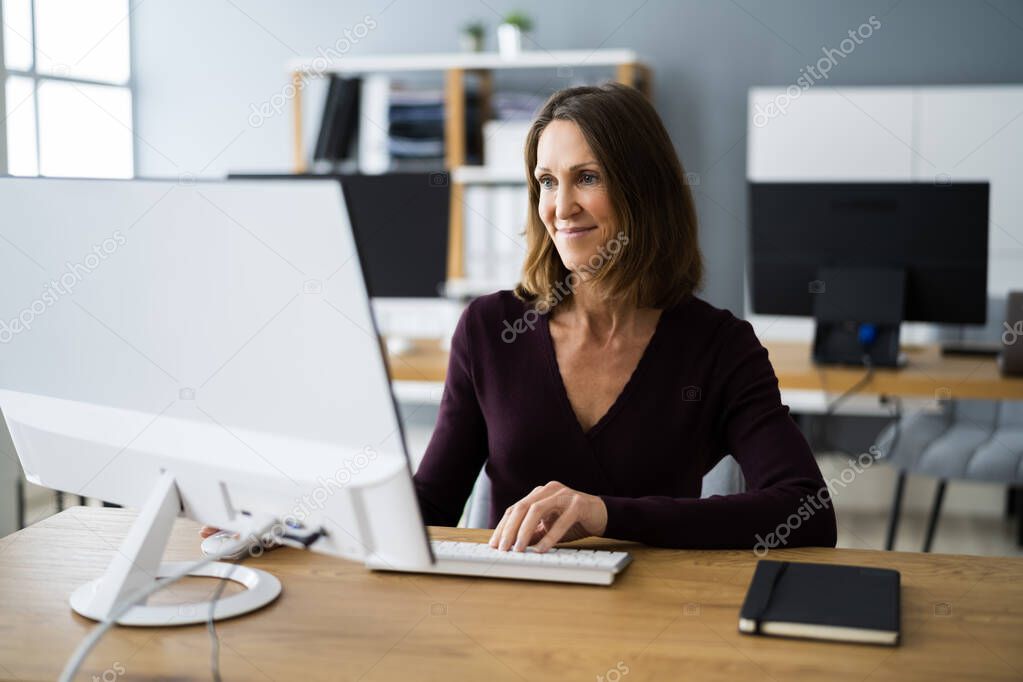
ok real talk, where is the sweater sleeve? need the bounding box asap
[600,319,838,550]
[412,303,489,526]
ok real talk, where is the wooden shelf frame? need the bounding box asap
[287,49,653,281]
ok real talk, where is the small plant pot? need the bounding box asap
[497,23,523,58]
[460,34,483,53]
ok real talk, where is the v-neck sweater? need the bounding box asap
[412,290,838,550]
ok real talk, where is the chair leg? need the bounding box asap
[1018,502,1023,549]
[1015,488,1023,548]
[885,471,907,551]
[923,480,947,553]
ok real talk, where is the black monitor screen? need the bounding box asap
[749,182,989,324]
[338,173,449,298]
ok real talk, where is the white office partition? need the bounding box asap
[914,87,1023,298]
[748,87,915,182]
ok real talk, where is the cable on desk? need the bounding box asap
[205,525,325,681]
[816,355,874,456]
[207,553,246,682]
[58,519,278,682]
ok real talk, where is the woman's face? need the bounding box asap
[534,120,614,274]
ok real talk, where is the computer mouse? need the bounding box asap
[200,531,256,561]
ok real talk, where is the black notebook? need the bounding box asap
[738,560,900,645]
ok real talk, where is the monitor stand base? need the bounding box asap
[69,472,281,627]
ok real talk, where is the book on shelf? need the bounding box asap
[353,77,484,173]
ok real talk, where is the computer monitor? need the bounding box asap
[228,173,449,298]
[0,177,432,625]
[228,172,457,351]
[749,182,989,365]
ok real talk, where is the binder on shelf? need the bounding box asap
[463,185,493,282]
[358,75,392,174]
[314,76,361,163]
[458,184,528,289]
[493,185,527,287]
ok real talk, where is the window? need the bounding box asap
[2,0,134,178]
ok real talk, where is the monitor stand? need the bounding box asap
[812,266,906,368]
[69,472,281,626]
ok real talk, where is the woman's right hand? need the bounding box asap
[199,525,223,539]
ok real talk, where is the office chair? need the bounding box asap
[462,455,747,529]
[873,400,1023,552]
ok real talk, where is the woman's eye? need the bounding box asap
[538,172,598,190]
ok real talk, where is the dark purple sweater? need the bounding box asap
[413,291,837,550]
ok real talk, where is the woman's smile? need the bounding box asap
[558,225,598,239]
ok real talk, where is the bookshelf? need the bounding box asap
[287,49,653,285]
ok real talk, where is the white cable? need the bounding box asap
[207,557,240,682]
[58,520,277,682]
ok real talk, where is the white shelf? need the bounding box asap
[452,165,526,185]
[290,49,642,75]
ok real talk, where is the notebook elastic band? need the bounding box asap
[751,561,789,634]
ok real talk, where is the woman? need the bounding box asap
[413,82,837,553]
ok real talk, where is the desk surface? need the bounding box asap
[388,339,1023,400]
[2,507,1021,681]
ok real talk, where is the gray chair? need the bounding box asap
[873,400,1023,551]
[462,455,746,529]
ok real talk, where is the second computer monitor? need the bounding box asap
[749,182,989,325]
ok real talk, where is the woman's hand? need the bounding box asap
[488,481,608,552]
[199,526,222,539]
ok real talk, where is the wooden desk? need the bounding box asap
[387,339,1023,400]
[2,507,1021,681]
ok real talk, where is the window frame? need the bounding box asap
[0,0,138,177]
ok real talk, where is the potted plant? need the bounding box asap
[498,11,533,58]
[460,21,485,53]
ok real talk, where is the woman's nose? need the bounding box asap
[554,186,579,221]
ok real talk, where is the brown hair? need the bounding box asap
[514,82,703,310]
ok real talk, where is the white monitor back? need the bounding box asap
[0,177,429,566]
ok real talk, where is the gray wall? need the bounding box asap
[130,0,1023,313]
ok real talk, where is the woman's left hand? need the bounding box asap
[488,481,608,552]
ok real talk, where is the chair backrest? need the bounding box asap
[462,455,747,529]
[998,401,1023,426]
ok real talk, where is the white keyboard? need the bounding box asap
[367,540,632,586]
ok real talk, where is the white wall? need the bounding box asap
[127,1,1023,316]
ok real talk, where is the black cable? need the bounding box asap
[16,478,25,529]
[816,355,874,456]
